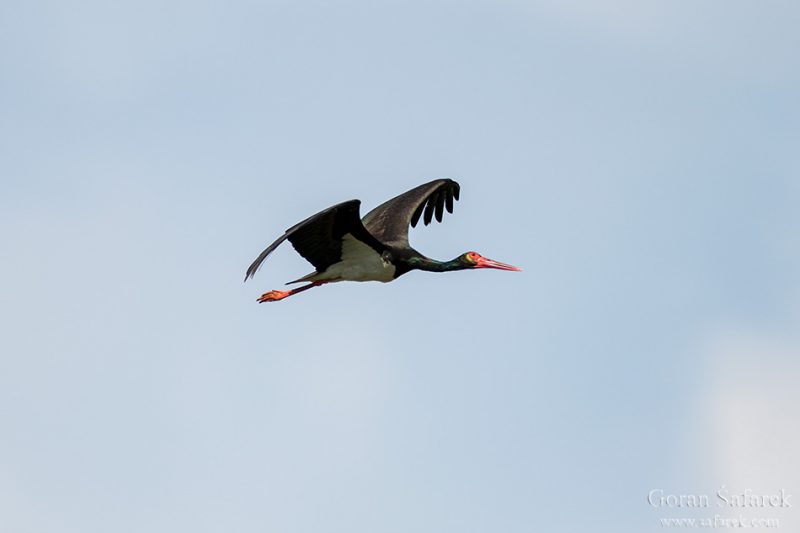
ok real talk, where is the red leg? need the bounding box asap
[257,281,324,303]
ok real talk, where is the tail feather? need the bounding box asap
[286,271,320,285]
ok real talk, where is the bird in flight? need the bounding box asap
[244,179,521,302]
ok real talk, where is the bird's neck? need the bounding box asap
[406,256,465,273]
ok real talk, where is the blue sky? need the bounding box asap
[2,1,798,532]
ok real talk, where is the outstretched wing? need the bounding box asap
[361,179,460,247]
[244,200,385,281]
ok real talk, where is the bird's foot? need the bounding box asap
[257,290,291,303]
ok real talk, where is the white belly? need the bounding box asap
[314,234,396,283]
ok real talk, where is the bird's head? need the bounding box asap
[458,251,522,271]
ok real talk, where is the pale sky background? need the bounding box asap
[1,1,799,532]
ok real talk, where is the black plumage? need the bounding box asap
[244,179,459,282]
[362,179,460,246]
[244,178,519,303]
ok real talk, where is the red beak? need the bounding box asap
[475,257,523,271]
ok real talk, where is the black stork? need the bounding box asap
[244,179,521,302]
